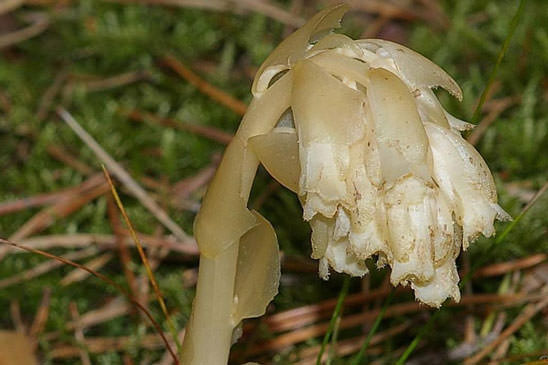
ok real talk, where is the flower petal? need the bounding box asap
[252,4,349,96]
[367,68,432,182]
[424,122,511,248]
[359,39,462,100]
[249,127,300,192]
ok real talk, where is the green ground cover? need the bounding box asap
[0,0,546,363]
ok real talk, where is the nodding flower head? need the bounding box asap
[247,5,510,307]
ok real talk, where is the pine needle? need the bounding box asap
[102,166,183,357]
[0,237,179,365]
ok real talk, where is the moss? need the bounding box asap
[0,0,547,363]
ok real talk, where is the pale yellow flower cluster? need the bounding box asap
[249,5,510,307]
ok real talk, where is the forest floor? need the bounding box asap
[0,0,547,364]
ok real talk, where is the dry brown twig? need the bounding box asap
[107,194,139,298]
[0,237,179,363]
[69,302,92,365]
[37,70,69,122]
[50,333,166,359]
[29,287,52,338]
[0,0,24,15]
[161,54,248,116]
[6,180,109,242]
[297,322,411,365]
[0,172,103,216]
[171,153,221,199]
[60,252,115,286]
[467,96,519,145]
[361,15,391,38]
[0,246,99,289]
[77,70,151,93]
[156,329,186,365]
[123,108,233,145]
[15,232,197,254]
[342,0,419,22]
[474,253,548,278]
[64,296,144,333]
[464,296,548,365]
[57,107,193,245]
[235,0,304,27]
[10,300,26,333]
[102,0,304,27]
[0,13,50,49]
[46,145,96,175]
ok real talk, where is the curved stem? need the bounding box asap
[180,71,292,364]
[180,138,260,364]
[181,244,240,364]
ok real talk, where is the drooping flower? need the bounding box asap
[248,4,510,307]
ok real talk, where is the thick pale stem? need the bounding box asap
[180,138,260,364]
[181,71,292,364]
[180,243,239,365]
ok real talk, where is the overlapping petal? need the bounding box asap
[247,6,509,307]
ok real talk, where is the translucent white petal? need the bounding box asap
[252,4,349,96]
[358,39,462,100]
[425,122,510,248]
[367,68,432,182]
[249,127,300,192]
[414,87,451,129]
[307,33,364,59]
[412,259,461,307]
[308,50,370,89]
[444,110,476,131]
[310,215,331,259]
[384,175,435,285]
[325,238,368,277]
[300,143,347,197]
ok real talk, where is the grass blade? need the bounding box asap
[350,288,396,365]
[395,310,441,365]
[471,0,527,123]
[316,276,351,365]
[495,179,548,245]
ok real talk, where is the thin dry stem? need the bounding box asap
[107,194,139,299]
[161,54,247,116]
[46,145,95,175]
[0,0,23,14]
[123,108,233,144]
[0,246,98,289]
[60,252,114,286]
[0,14,50,48]
[37,70,69,122]
[467,96,519,145]
[15,232,197,254]
[0,238,179,364]
[7,181,109,242]
[297,322,411,365]
[0,173,103,216]
[10,300,26,333]
[474,253,548,278]
[57,107,192,244]
[69,302,92,365]
[464,296,548,364]
[29,288,51,338]
[103,167,180,355]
